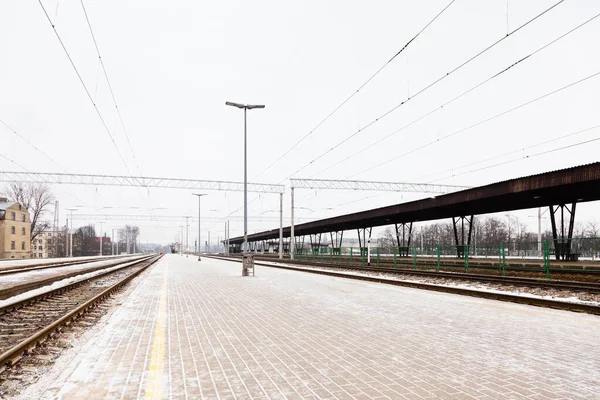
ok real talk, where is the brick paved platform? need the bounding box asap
[26,254,600,399]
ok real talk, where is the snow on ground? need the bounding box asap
[255,259,600,306]
[0,255,145,289]
[0,254,140,272]
[0,257,148,308]
[16,255,600,399]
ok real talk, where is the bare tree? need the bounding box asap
[3,182,55,243]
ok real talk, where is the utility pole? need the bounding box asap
[98,222,104,256]
[66,208,78,257]
[185,216,189,257]
[290,186,295,260]
[180,226,184,256]
[279,192,283,259]
[65,218,69,258]
[192,194,206,260]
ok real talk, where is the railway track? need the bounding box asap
[231,254,600,293]
[0,255,151,301]
[0,254,134,276]
[210,255,600,315]
[249,253,600,275]
[0,254,162,373]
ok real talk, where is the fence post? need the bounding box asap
[412,246,417,270]
[377,248,380,266]
[350,247,353,263]
[544,239,551,278]
[464,245,469,273]
[436,246,441,272]
[501,242,506,276]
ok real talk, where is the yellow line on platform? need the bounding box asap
[144,269,168,399]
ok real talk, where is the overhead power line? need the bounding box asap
[0,119,68,172]
[79,0,141,172]
[312,11,600,177]
[351,70,600,178]
[36,0,132,175]
[415,124,600,183]
[285,0,565,179]
[429,133,600,183]
[251,0,457,180]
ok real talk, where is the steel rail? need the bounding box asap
[242,255,600,293]
[0,254,162,370]
[0,254,152,300]
[209,256,600,315]
[0,255,134,276]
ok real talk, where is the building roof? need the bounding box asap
[0,201,17,211]
[228,162,600,244]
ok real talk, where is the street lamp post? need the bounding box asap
[225,101,265,253]
[192,193,207,261]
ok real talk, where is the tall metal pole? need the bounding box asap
[180,226,183,256]
[98,222,104,256]
[538,207,542,257]
[185,216,189,257]
[199,197,201,255]
[243,107,248,253]
[290,186,295,260]
[208,231,210,253]
[65,218,68,258]
[112,229,115,255]
[227,221,230,255]
[279,192,283,259]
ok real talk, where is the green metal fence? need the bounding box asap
[283,236,600,278]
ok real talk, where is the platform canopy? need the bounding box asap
[229,162,600,244]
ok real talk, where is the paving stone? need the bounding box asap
[32,255,600,399]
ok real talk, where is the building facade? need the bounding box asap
[0,198,31,259]
[32,231,63,259]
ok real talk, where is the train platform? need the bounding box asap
[19,254,600,399]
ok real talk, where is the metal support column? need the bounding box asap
[290,186,295,260]
[279,192,283,259]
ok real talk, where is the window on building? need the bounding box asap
[11,212,15,220]
[39,253,42,258]
[21,242,25,250]
[21,214,26,222]
[48,233,52,237]
[34,245,37,250]
[38,239,42,244]
[21,227,25,235]
[32,254,36,258]
[11,241,15,250]
[11,226,15,234]
[39,246,43,250]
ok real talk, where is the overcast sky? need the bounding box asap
[1,0,599,246]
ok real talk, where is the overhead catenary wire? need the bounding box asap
[36,0,132,176]
[413,124,600,183]
[429,134,600,184]
[285,0,565,179]
[350,70,600,178]
[79,0,141,173]
[311,11,600,177]
[0,118,68,172]
[251,0,457,180]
